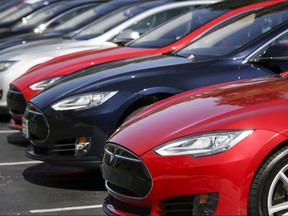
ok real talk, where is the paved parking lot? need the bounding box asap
[0,115,107,215]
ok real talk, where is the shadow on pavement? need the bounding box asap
[7,132,30,146]
[0,114,10,122]
[23,163,106,191]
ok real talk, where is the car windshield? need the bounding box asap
[128,8,226,48]
[72,1,167,40]
[51,4,103,31]
[0,1,46,22]
[13,2,68,28]
[34,4,97,33]
[176,3,288,59]
[50,0,134,32]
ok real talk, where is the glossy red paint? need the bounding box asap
[9,0,284,129]
[103,75,288,215]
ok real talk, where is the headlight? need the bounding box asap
[155,130,253,157]
[51,91,118,111]
[29,77,62,91]
[0,61,16,72]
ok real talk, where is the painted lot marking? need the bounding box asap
[0,161,43,166]
[0,130,19,134]
[30,205,103,213]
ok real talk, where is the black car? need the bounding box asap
[0,0,143,51]
[0,0,107,40]
[24,1,288,167]
[0,0,23,13]
[0,0,62,28]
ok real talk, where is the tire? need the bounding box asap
[248,146,288,216]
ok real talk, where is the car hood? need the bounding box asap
[0,38,118,61]
[14,46,159,90]
[109,75,288,156]
[31,54,212,109]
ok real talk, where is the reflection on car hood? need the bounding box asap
[0,37,117,60]
[110,75,288,155]
[14,46,159,91]
[30,54,200,109]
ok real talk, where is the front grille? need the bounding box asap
[33,145,49,155]
[104,195,151,215]
[159,196,195,216]
[51,139,76,156]
[102,143,152,198]
[24,103,49,141]
[7,85,27,115]
[159,194,218,216]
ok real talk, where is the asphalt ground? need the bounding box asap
[0,114,108,215]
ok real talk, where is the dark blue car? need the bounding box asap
[24,1,288,167]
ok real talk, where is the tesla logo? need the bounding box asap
[109,147,118,167]
[109,152,115,164]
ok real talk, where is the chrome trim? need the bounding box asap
[51,144,75,152]
[104,143,153,199]
[104,147,141,163]
[25,108,42,115]
[51,148,75,152]
[25,103,50,142]
[8,89,21,94]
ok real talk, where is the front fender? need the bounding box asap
[135,86,182,96]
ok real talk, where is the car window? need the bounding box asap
[35,4,98,33]
[72,1,169,40]
[129,7,226,48]
[120,7,193,36]
[52,1,136,31]
[176,3,288,58]
[0,1,47,22]
[13,2,68,27]
[249,31,288,60]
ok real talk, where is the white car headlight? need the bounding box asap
[155,130,253,157]
[51,91,118,111]
[0,61,16,72]
[29,77,62,91]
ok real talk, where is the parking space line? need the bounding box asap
[30,205,102,213]
[0,161,43,166]
[0,130,19,134]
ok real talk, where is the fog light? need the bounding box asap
[75,136,91,156]
[193,193,218,216]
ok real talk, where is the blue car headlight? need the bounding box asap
[51,91,118,111]
[155,130,253,157]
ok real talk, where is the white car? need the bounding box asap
[0,0,219,113]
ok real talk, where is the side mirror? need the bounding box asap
[259,43,288,61]
[250,43,288,73]
[113,29,140,45]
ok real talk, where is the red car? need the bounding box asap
[101,72,288,216]
[7,0,282,129]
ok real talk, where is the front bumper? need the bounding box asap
[23,102,114,167]
[101,141,261,216]
[7,85,27,129]
[25,144,102,167]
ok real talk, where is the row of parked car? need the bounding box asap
[1,0,288,215]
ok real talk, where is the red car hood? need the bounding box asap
[109,76,288,156]
[13,46,159,91]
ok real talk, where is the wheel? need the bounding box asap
[248,146,288,216]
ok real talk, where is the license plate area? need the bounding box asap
[22,118,29,139]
